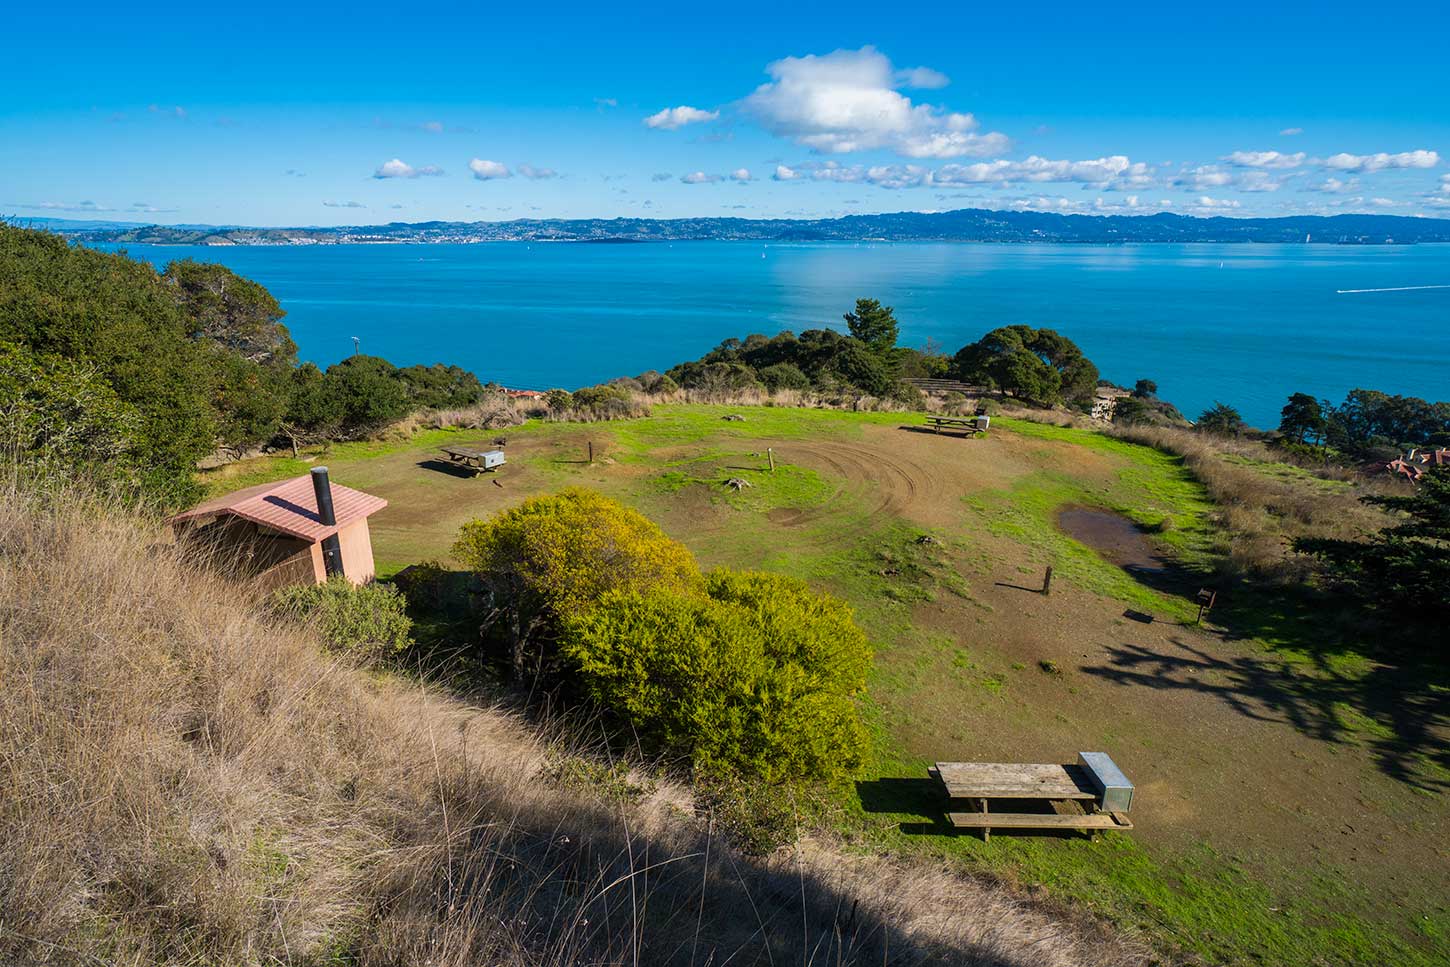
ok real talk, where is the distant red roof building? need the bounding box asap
[505,388,547,399]
[170,474,387,587]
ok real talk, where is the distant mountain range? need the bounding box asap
[21,209,1450,246]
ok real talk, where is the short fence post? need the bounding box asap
[767,448,775,472]
[588,441,594,465]
[1042,566,1053,595]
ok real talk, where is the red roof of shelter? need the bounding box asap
[170,474,387,542]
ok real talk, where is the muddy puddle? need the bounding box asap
[1056,506,1164,572]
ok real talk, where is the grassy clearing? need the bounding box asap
[182,403,1447,967]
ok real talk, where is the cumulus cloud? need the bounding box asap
[1322,150,1439,173]
[773,164,799,181]
[517,164,558,180]
[1194,196,1241,210]
[323,200,366,208]
[1002,195,1088,213]
[742,46,1009,159]
[644,106,719,130]
[468,158,511,180]
[374,158,444,179]
[1303,176,1358,193]
[935,155,1152,188]
[1280,127,1304,136]
[895,66,950,89]
[1235,171,1285,193]
[680,171,722,184]
[1224,150,1306,169]
[729,168,752,182]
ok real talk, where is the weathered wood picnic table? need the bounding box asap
[440,445,506,474]
[930,753,1134,839]
[923,414,990,435]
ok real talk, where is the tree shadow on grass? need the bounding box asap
[1082,624,1450,794]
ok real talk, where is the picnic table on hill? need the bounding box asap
[930,753,1134,840]
[440,445,506,475]
[923,414,990,436]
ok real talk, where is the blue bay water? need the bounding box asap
[109,241,1450,429]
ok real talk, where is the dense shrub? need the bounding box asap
[951,325,1098,405]
[544,388,574,412]
[560,570,870,784]
[758,362,811,392]
[0,341,154,497]
[271,577,414,660]
[453,489,702,674]
[1,224,216,500]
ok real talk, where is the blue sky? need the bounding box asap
[5,0,1449,226]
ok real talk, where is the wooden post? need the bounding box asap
[767,447,775,472]
[588,440,593,465]
[980,797,990,843]
[1042,566,1053,595]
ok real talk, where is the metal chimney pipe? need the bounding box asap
[311,466,345,579]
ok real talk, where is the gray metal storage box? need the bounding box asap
[482,450,506,470]
[1078,752,1134,812]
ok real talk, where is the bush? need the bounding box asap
[453,489,701,675]
[560,570,870,784]
[758,362,811,392]
[694,769,829,854]
[544,388,574,412]
[271,577,413,660]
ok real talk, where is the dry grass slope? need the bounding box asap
[0,481,1152,967]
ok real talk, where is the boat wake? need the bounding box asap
[1337,284,1450,294]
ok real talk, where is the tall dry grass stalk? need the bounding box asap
[0,480,1151,966]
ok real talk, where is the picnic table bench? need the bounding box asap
[924,414,990,435]
[441,445,506,475]
[930,753,1134,839]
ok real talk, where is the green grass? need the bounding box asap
[188,403,1448,967]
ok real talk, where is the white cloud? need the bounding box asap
[517,164,558,180]
[650,172,673,182]
[1179,165,1234,189]
[1303,176,1358,193]
[1002,195,1088,213]
[33,200,115,212]
[1224,150,1306,169]
[1194,196,1241,210]
[421,120,444,134]
[773,164,799,181]
[374,158,443,179]
[468,158,511,180]
[323,200,366,208]
[643,106,719,130]
[895,66,950,89]
[595,97,618,108]
[729,168,752,182]
[1322,150,1439,173]
[1369,197,1401,207]
[742,46,1009,159]
[680,171,722,184]
[935,155,1152,188]
[1280,127,1304,136]
[1236,171,1285,193]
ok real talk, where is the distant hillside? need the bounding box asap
[27,208,1450,246]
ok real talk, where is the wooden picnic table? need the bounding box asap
[930,755,1134,839]
[441,445,506,474]
[924,414,989,435]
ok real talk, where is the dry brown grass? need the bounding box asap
[0,481,1153,967]
[997,406,1396,582]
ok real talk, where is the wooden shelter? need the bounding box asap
[170,468,387,589]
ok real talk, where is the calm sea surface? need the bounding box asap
[109,241,1450,429]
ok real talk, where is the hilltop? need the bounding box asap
[30,208,1450,246]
